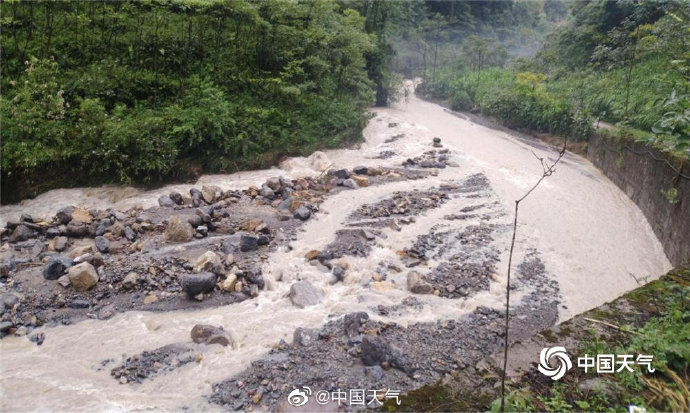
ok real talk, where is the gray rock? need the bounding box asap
[194,251,224,274]
[278,198,293,210]
[342,178,358,189]
[288,281,323,308]
[361,336,412,373]
[52,236,68,252]
[181,272,217,297]
[201,185,222,204]
[98,304,116,320]
[191,324,239,348]
[169,191,184,205]
[0,321,13,333]
[9,225,33,243]
[259,185,275,199]
[1,294,19,310]
[353,165,368,175]
[344,312,369,337]
[196,225,208,237]
[364,365,385,381]
[158,195,175,208]
[240,235,259,252]
[333,169,350,179]
[124,226,136,241]
[293,327,319,346]
[43,255,73,280]
[407,271,434,294]
[94,236,110,253]
[55,206,75,225]
[188,215,203,227]
[293,206,311,221]
[265,177,281,191]
[70,299,90,309]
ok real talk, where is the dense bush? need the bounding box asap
[0,0,383,203]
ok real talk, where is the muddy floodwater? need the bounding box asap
[0,86,670,411]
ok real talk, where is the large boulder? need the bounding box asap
[288,281,323,308]
[343,312,369,337]
[158,195,176,207]
[55,206,75,225]
[181,272,217,297]
[9,225,33,243]
[191,324,239,349]
[193,251,224,275]
[165,215,195,242]
[67,262,99,291]
[201,185,222,204]
[293,327,319,346]
[360,336,412,374]
[43,255,73,280]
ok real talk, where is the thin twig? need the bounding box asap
[500,138,567,413]
[582,317,640,335]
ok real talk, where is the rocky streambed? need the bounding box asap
[0,89,671,411]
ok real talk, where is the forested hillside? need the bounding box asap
[1,0,402,202]
[418,0,689,157]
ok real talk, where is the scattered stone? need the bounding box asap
[191,324,238,349]
[240,235,259,252]
[221,274,238,292]
[9,225,32,243]
[201,185,222,204]
[288,281,323,308]
[304,250,320,261]
[344,312,369,337]
[259,185,275,199]
[67,262,99,291]
[55,206,75,224]
[165,216,195,242]
[158,195,176,208]
[353,165,368,175]
[49,236,68,252]
[181,272,217,297]
[196,225,208,237]
[122,272,138,289]
[342,178,358,189]
[57,275,71,288]
[407,271,433,294]
[332,265,346,282]
[94,236,110,253]
[332,169,350,180]
[143,294,159,305]
[43,255,73,280]
[293,206,311,221]
[70,299,90,309]
[124,226,137,242]
[194,251,224,275]
[30,332,45,346]
[169,191,184,205]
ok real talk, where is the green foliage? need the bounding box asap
[0,0,381,202]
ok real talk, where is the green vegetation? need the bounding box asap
[1,0,407,202]
[417,0,689,156]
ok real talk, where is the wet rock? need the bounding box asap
[194,251,224,275]
[344,312,369,337]
[30,332,45,345]
[70,299,90,309]
[196,225,208,237]
[181,272,217,297]
[351,175,369,187]
[94,236,110,253]
[304,250,320,261]
[74,253,94,264]
[165,216,195,242]
[332,169,350,180]
[277,198,292,210]
[288,281,323,308]
[257,235,270,246]
[353,165,368,175]
[1,294,19,310]
[240,235,259,252]
[332,264,346,282]
[342,178,358,189]
[169,191,184,205]
[293,327,319,346]
[49,236,68,252]
[43,255,73,280]
[158,195,176,208]
[124,226,137,241]
[360,336,411,373]
[407,271,433,294]
[55,206,75,225]
[66,222,88,238]
[432,137,442,148]
[361,229,376,241]
[67,262,99,291]
[191,324,238,348]
[259,185,275,199]
[0,321,13,333]
[98,304,116,320]
[265,177,282,191]
[122,272,138,289]
[293,206,311,221]
[201,185,222,204]
[9,225,33,243]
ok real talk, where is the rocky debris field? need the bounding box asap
[208,251,560,412]
[0,163,426,341]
